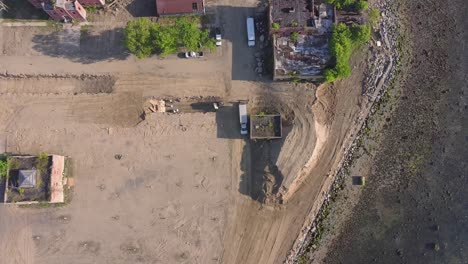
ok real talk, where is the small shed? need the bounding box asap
[18,170,37,188]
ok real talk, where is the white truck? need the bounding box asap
[239,103,248,135]
[246,17,255,47]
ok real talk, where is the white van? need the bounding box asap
[246,17,255,47]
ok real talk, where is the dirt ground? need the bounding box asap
[310,0,468,263]
[0,0,387,263]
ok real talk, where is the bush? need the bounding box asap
[368,8,381,27]
[36,152,49,173]
[0,159,7,179]
[354,0,368,12]
[290,32,299,43]
[124,18,155,59]
[152,25,177,55]
[325,23,371,82]
[325,0,368,12]
[271,22,280,30]
[351,24,371,44]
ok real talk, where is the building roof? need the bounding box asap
[18,170,37,188]
[56,0,77,10]
[50,155,65,203]
[156,0,204,15]
[271,0,314,27]
[274,34,330,79]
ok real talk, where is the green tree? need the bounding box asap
[199,29,216,51]
[124,18,155,59]
[325,23,370,82]
[152,25,177,56]
[351,24,371,44]
[354,0,368,12]
[271,22,280,30]
[175,17,201,51]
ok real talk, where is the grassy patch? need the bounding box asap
[325,0,368,12]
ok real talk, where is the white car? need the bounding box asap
[185,51,204,58]
[215,28,222,46]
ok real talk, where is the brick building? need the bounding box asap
[42,0,87,22]
[77,0,105,7]
[156,0,205,16]
[27,0,105,22]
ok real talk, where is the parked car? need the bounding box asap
[185,51,204,58]
[215,28,222,46]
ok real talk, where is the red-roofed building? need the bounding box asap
[156,0,205,16]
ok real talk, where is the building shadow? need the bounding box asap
[215,103,243,139]
[125,0,157,17]
[31,28,130,64]
[1,0,49,20]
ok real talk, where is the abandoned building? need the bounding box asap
[3,154,67,204]
[156,0,205,16]
[269,0,335,80]
[28,0,105,22]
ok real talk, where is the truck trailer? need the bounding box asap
[239,103,248,135]
[246,17,255,47]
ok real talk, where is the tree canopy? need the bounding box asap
[124,18,154,59]
[124,17,216,58]
[324,23,371,82]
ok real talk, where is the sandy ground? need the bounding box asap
[0,96,234,264]
[0,0,382,263]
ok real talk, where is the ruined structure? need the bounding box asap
[270,0,335,80]
[28,0,105,22]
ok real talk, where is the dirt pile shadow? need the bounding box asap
[238,92,295,203]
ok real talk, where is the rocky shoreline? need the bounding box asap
[285,0,402,262]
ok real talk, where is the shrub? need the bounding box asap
[325,0,368,12]
[0,159,7,179]
[290,32,299,43]
[325,23,371,82]
[368,8,381,28]
[351,24,371,44]
[291,21,298,27]
[354,0,368,12]
[271,22,280,30]
[36,152,49,173]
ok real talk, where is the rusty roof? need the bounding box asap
[156,0,204,15]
